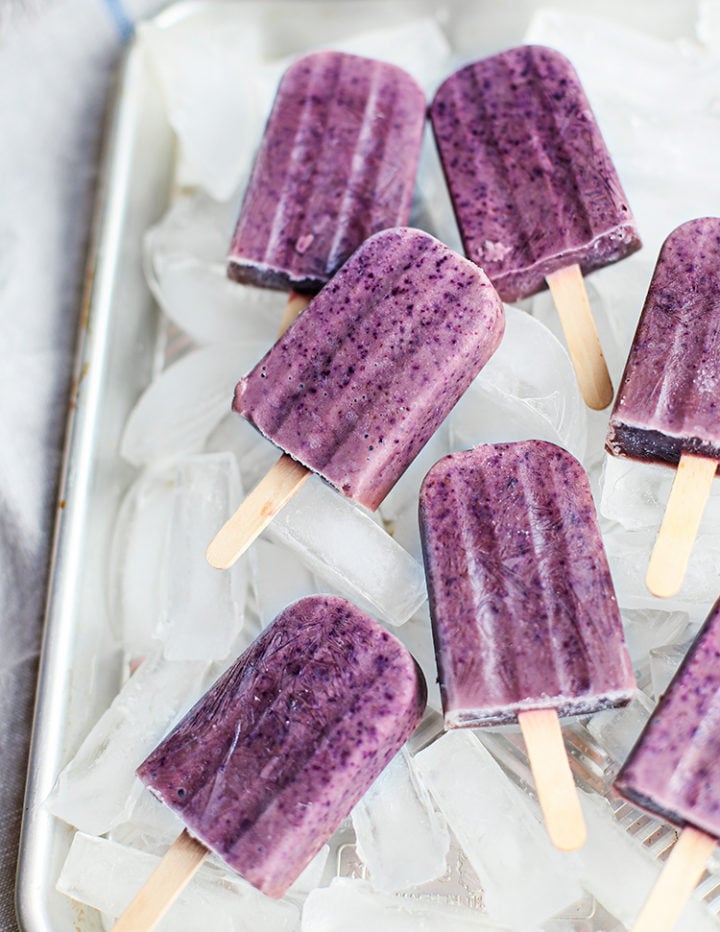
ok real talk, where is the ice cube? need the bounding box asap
[351,747,449,893]
[650,638,695,701]
[587,691,654,766]
[266,476,427,627]
[109,469,176,660]
[57,832,298,931]
[120,342,266,468]
[600,454,720,532]
[46,651,209,835]
[449,307,587,463]
[138,18,275,199]
[144,193,282,348]
[414,731,582,929]
[621,608,690,691]
[252,538,320,628]
[301,877,505,931]
[155,453,249,661]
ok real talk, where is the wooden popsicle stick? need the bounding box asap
[546,263,614,411]
[206,452,311,569]
[518,708,587,852]
[630,825,716,932]
[112,829,208,932]
[646,453,717,599]
[277,290,311,337]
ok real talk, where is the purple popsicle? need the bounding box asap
[607,217,720,466]
[136,595,426,900]
[430,45,641,302]
[419,440,635,727]
[615,597,720,838]
[614,599,720,931]
[227,50,426,295]
[232,226,505,511]
[606,218,720,599]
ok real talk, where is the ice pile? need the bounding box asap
[46,4,720,931]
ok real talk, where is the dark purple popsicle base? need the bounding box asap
[234,227,505,511]
[419,440,635,726]
[430,45,641,302]
[137,595,426,898]
[227,50,426,294]
[607,217,720,468]
[615,597,720,840]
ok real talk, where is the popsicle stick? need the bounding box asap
[630,825,716,932]
[546,263,613,411]
[646,453,717,599]
[277,291,311,337]
[518,708,587,851]
[206,453,311,569]
[112,829,208,932]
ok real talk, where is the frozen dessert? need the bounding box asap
[430,45,641,302]
[137,595,427,898]
[419,440,635,725]
[615,596,720,838]
[607,217,720,465]
[227,51,426,294]
[418,440,635,849]
[607,218,720,598]
[233,226,505,511]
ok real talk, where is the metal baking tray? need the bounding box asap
[16,2,720,930]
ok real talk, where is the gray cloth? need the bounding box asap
[0,1,136,926]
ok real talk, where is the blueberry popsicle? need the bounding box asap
[431,45,642,409]
[614,598,720,931]
[207,226,505,569]
[228,50,426,333]
[114,595,426,929]
[606,218,720,598]
[419,440,635,849]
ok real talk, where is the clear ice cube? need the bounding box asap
[266,476,427,627]
[414,731,582,929]
[144,193,281,348]
[109,469,176,661]
[46,651,209,835]
[352,747,449,893]
[587,691,654,766]
[155,453,249,661]
[120,342,267,468]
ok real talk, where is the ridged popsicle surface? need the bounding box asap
[607,217,720,467]
[615,597,720,839]
[228,50,426,294]
[137,595,426,898]
[234,227,505,510]
[430,45,641,301]
[419,440,635,726]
